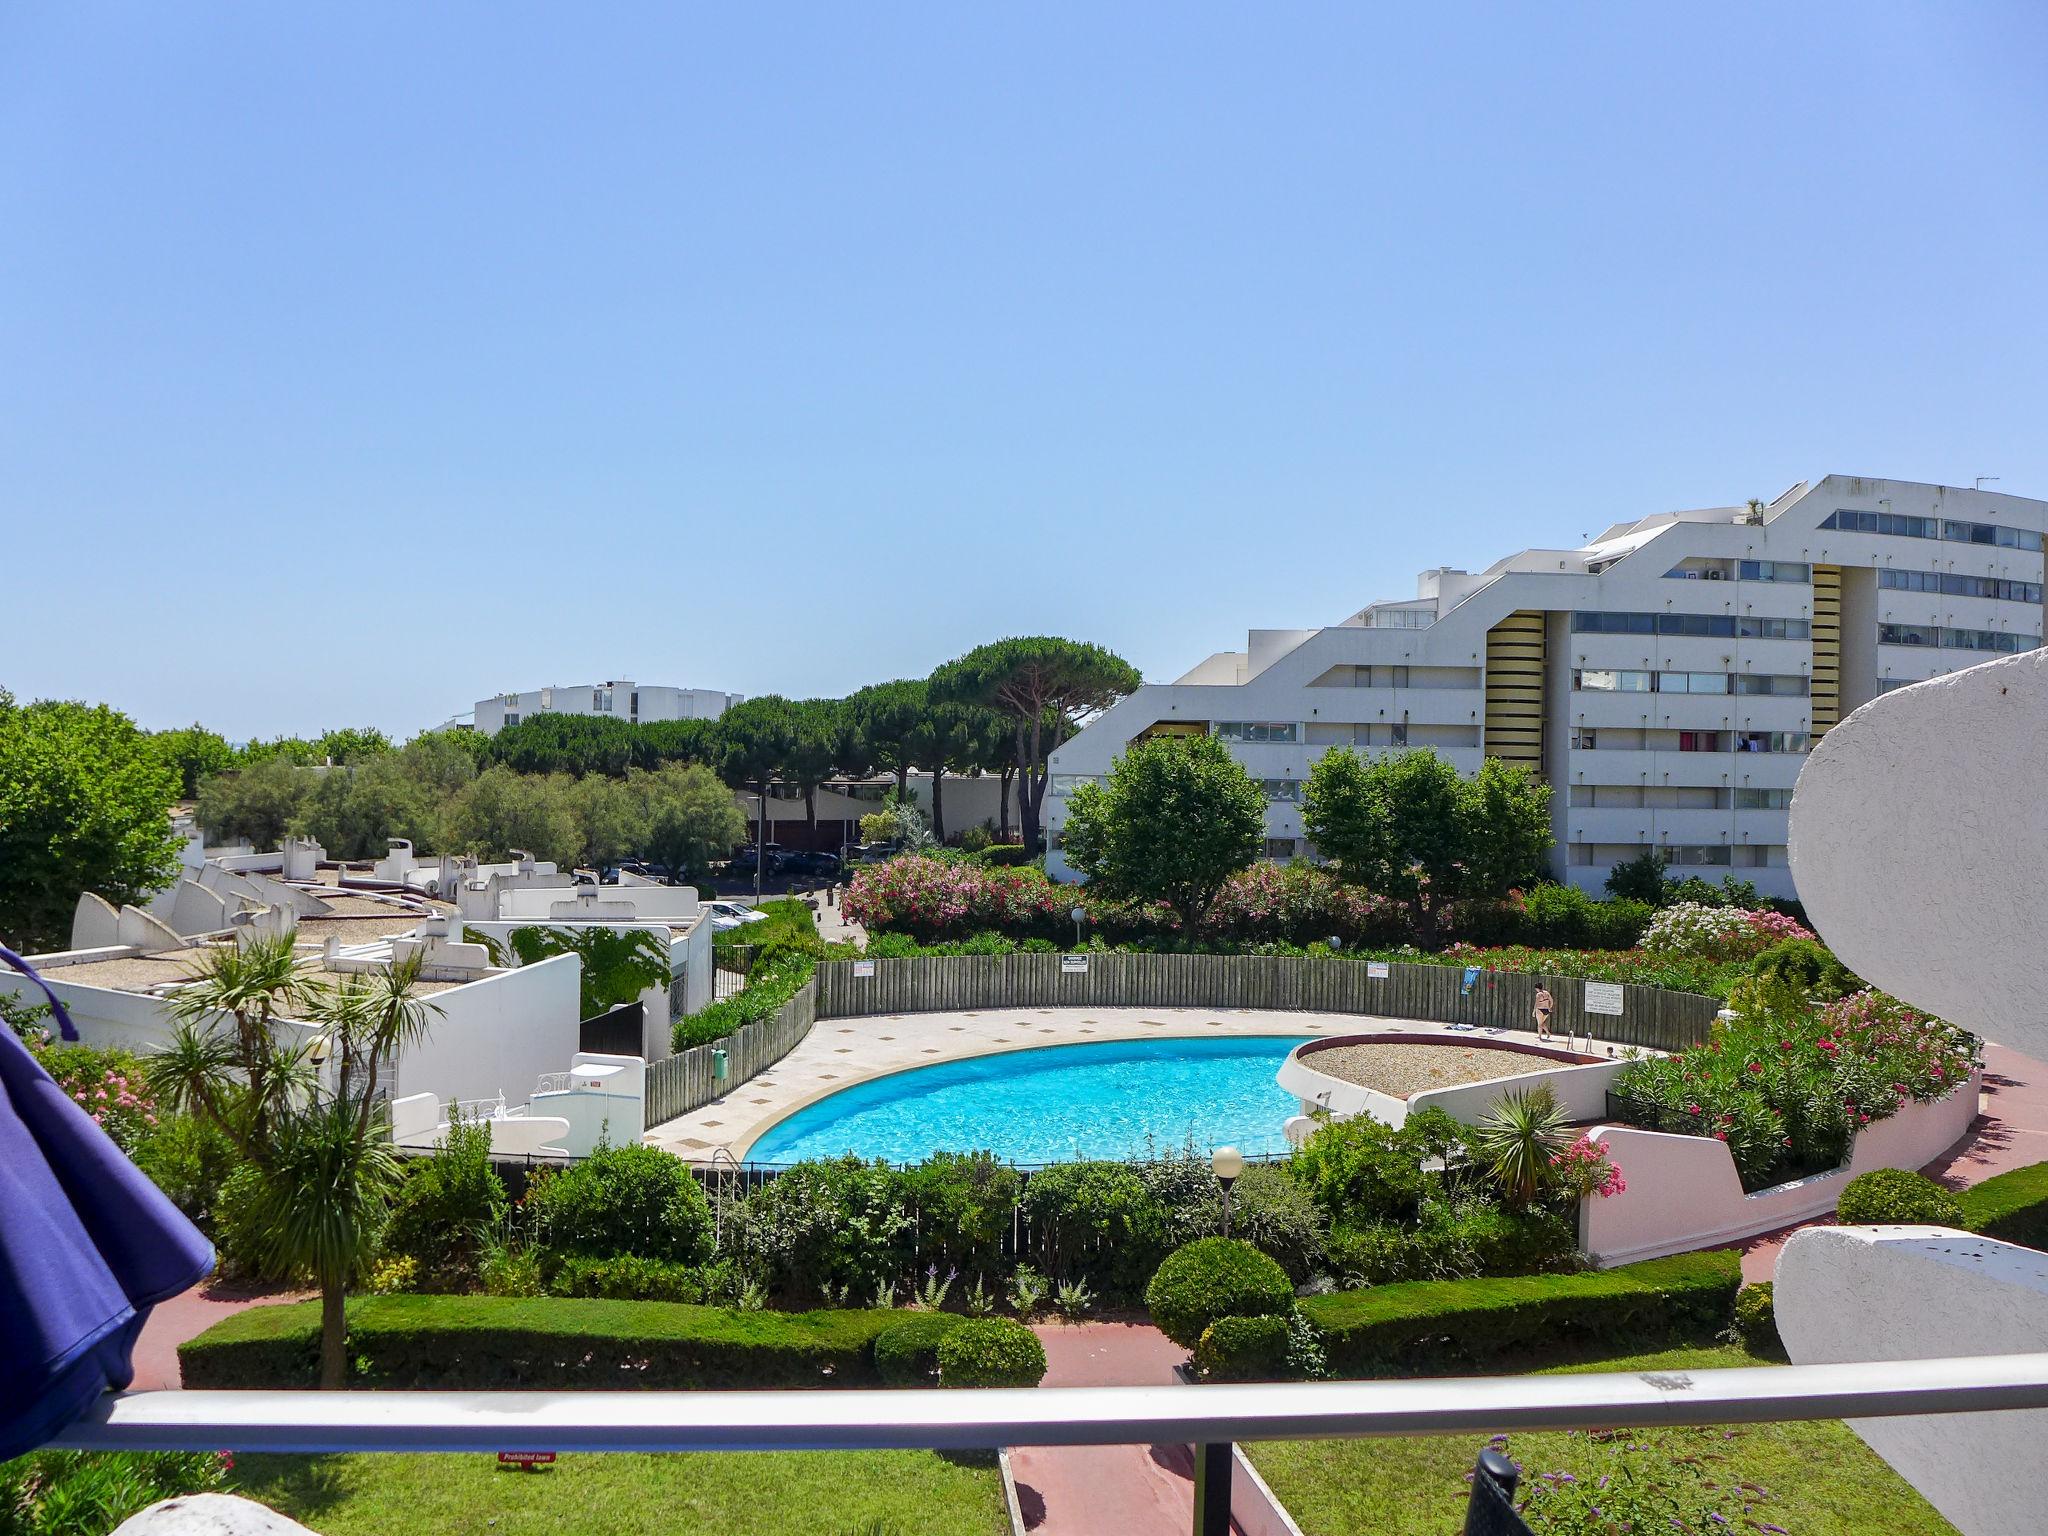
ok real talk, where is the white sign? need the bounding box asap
[1060,954,1089,974]
[1583,981,1625,1016]
[852,959,875,978]
[1366,961,1390,980]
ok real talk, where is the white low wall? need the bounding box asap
[1777,1224,2048,1536]
[1579,1069,1983,1266]
[393,953,583,1110]
[1277,1032,1628,1128]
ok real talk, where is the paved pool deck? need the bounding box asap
[642,1006,1613,1163]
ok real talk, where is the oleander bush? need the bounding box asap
[523,1142,714,1265]
[1638,903,1815,963]
[1836,1167,1966,1227]
[872,1312,967,1386]
[1145,1238,1295,1350]
[179,1295,908,1389]
[1299,1252,1740,1376]
[934,1317,1047,1388]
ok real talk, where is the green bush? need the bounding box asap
[1519,885,1652,950]
[1145,1238,1295,1350]
[1018,1161,1168,1301]
[382,1111,508,1285]
[872,1312,966,1386]
[1960,1161,2048,1250]
[737,1155,912,1304]
[1322,1199,1577,1288]
[1747,937,1862,1002]
[977,845,1030,867]
[677,952,815,1050]
[1732,1281,1781,1356]
[547,1253,720,1303]
[210,1162,284,1281]
[179,1295,906,1389]
[0,1452,230,1536]
[897,1152,1023,1279]
[129,1113,241,1233]
[1300,1252,1740,1376]
[1288,1107,1459,1226]
[1192,1313,1291,1382]
[524,1142,714,1264]
[1836,1168,1965,1227]
[935,1317,1047,1388]
[1223,1163,1327,1281]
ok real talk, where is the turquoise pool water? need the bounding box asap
[746,1034,1310,1165]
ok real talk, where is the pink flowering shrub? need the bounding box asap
[1639,902,1815,963]
[1547,1134,1625,1200]
[1612,988,1979,1189]
[1198,862,1414,948]
[842,856,1073,944]
[38,1043,160,1152]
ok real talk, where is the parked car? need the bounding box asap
[844,842,902,865]
[786,850,842,879]
[704,900,770,933]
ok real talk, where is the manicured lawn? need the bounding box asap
[231,1448,1009,1536]
[1245,1344,1959,1536]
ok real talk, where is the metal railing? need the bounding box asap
[46,1354,2048,1536]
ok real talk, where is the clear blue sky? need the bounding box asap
[5,4,2045,741]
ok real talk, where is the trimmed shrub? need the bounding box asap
[977,845,1030,867]
[1145,1238,1295,1351]
[738,1155,913,1304]
[1321,1200,1577,1288]
[935,1317,1048,1388]
[1300,1252,1740,1376]
[1960,1161,2048,1250]
[1732,1281,1781,1356]
[1193,1314,1291,1382]
[1837,1168,1965,1227]
[873,1312,966,1386]
[898,1152,1023,1279]
[524,1142,713,1265]
[179,1295,905,1389]
[1019,1160,1168,1301]
[548,1253,717,1303]
[129,1113,240,1233]
[382,1111,508,1286]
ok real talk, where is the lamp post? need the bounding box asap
[1328,935,1342,956]
[1070,905,1085,951]
[1212,1145,1244,1239]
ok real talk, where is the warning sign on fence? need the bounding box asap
[1060,954,1089,974]
[1583,981,1625,1016]
[852,959,875,978]
[1366,960,1389,980]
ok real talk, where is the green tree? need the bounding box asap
[486,923,672,1018]
[490,714,638,777]
[569,772,648,869]
[632,717,718,771]
[928,638,1141,856]
[445,765,583,867]
[314,727,393,765]
[194,757,311,851]
[714,695,797,887]
[237,736,321,767]
[1301,747,1552,945]
[784,699,845,848]
[1604,849,1671,905]
[1471,1084,1570,1207]
[0,693,184,951]
[845,680,926,800]
[154,724,236,798]
[906,699,1006,845]
[1060,734,1265,924]
[293,754,445,860]
[630,762,746,884]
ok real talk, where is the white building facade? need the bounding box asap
[1045,475,2046,901]
[469,680,742,736]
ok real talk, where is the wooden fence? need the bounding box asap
[812,952,1718,1055]
[644,978,817,1129]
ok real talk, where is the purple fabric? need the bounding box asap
[1,945,215,1460]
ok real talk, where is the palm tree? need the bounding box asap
[154,934,321,1154]
[1471,1085,1570,1207]
[474,923,670,1020]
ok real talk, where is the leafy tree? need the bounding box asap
[155,724,236,798]
[1604,849,1670,905]
[630,762,746,884]
[906,700,1006,844]
[1060,734,1264,924]
[784,699,845,847]
[568,773,647,868]
[237,736,321,767]
[0,693,184,950]
[632,717,718,771]
[1301,748,1552,945]
[845,680,926,800]
[194,757,311,850]
[490,713,638,777]
[445,765,583,867]
[293,755,444,860]
[314,727,393,765]
[928,638,1141,856]
[714,695,797,886]
[493,923,672,1018]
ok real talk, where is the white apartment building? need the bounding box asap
[1045,475,2046,901]
[467,680,742,735]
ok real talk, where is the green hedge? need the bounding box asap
[179,1295,905,1390]
[1298,1252,1740,1376]
[1961,1161,2048,1250]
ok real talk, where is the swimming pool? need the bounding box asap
[745,1033,1311,1165]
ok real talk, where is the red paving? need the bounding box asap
[132,1280,308,1390]
[1007,1321,1235,1536]
[1738,1040,2048,1282]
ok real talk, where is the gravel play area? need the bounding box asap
[1305,1041,1549,1098]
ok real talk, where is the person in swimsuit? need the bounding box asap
[1533,985,1555,1041]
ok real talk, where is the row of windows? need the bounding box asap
[1214,722,1299,743]
[1570,611,1811,639]
[1820,507,2046,551]
[1570,727,1810,753]
[1573,669,1808,696]
[1257,778,1302,802]
[1877,624,2041,654]
[1876,569,2044,604]
[1738,559,1809,583]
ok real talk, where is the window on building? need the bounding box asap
[1737,616,1810,639]
[1214,722,1299,743]
[1878,622,1941,648]
[1943,519,2046,551]
[1665,844,1734,866]
[1574,669,1652,692]
[1257,779,1302,802]
[1571,611,1658,635]
[1733,673,1808,696]
[1569,727,1597,749]
[1389,722,1408,746]
[1737,560,1811,583]
[1659,671,1730,694]
[1735,731,1810,754]
[630,691,640,719]
[503,713,521,728]
[1735,787,1794,810]
[1568,842,1595,865]
[540,687,553,708]
[1368,607,1434,628]
[1943,627,2040,654]
[1820,509,1940,539]
[1262,838,1299,861]
[1677,730,1724,752]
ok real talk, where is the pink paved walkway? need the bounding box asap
[1738,1041,2048,1281]
[133,1281,308,1390]
[1008,1321,1240,1536]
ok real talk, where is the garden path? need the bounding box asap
[132,1281,309,1389]
[1007,1320,1235,1536]
[1738,1039,2048,1281]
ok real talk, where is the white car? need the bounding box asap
[704,900,770,933]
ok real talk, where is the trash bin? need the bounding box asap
[712,1048,729,1081]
